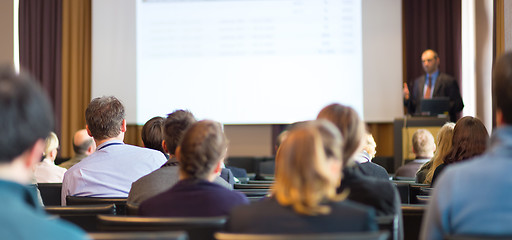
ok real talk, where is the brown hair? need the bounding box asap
[423,122,455,184]
[163,110,196,155]
[273,120,345,216]
[85,96,125,140]
[444,117,488,165]
[317,103,365,165]
[179,120,227,179]
[493,52,512,124]
[141,116,165,153]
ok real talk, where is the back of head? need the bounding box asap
[493,52,512,125]
[0,66,53,163]
[424,122,455,184]
[141,116,165,153]
[412,129,435,158]
[85,96,125,140]
[273,120,343,216]
[44,132,59,158]
[163,110,196,155]
[444,116,488,164]
[72,129,94,155]
[317,103,365,165]
[179,120,227,179]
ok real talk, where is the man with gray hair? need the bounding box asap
[395,129,436,178]
[61,96,167,205]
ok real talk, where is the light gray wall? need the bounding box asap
[0,0,13,66]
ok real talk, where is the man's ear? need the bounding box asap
[86,125,93,137]
[25,139,45,169]
[496,108,504,126]
[213,159,222,175]
[121,119,127,133]
[175,146,181,161]
[162,140,168,154]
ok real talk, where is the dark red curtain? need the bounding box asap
[19,0,62,138]
[403,0,462,90]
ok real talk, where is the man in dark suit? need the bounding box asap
[403,49,464,122]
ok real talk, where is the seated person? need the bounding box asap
[0,66,85,239]
[430,116,488,186]
[59,129,96,169]
[317,103,400,217]
[61,96,167,205]
[416,122,455,184]
[141,116,167,157]
[34,132,67,183]
[396,129,435,179]
[355,133,389,180]
[138,120,249,217]
[127,110,232,205]
[227,120,377,233]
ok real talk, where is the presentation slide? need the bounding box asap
[135,0,363,124]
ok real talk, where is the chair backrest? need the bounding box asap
[376,215,399,240]
[97,214,226,240]
[37,183,62,206]
[401,204,426,240]
[66,196,127,215]
[444,235,512,240]
[234,183,272,190]
[126,202,140,216]
[235,189,269,197]
[214,231,389,240]
[88,231,188,240]
[45,204,116,232]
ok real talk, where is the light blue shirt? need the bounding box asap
[423,70,439,98]
[421,126,512,240]
[61,140,167,205]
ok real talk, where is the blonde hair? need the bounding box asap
[273,120,345,216]
[44,132,59,158]
[423,123,455,184]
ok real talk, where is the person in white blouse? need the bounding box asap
[34,132,67,183]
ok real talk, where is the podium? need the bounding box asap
[393,116,449,172]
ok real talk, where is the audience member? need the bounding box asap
[317,103,400,216]
[61,96,167,205]
[34,132,67,183]
[139,120,249,217]
[420,52,512,239]
[355,133,389,180]
[127,110,232,205]
[141,116,166,157]
[395,129,435,179]
[227,120,377,233]
[430,116,488,186]
[59,129,95,169]
[0,66,86,239]
[416,122,455,184]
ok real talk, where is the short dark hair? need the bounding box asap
[141,116,165,153]
[163,110,196,155]
[179,120,227,179]
[493,52,512,124]
[444,116,488,165]
[72,138,94,155]
[85,96,125,140]
[0,66,53,163]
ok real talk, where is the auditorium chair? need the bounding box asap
[126,202,139,216]
[233,183,272,189]
[235,189,269,197]
[444,235,512,240]
[88,231,188,240]
[376,214,400,240]
[401,204,426,240]
[45,203,115,231]
[214,231,390,240]
[37,183,62,206]
[97,214,226,240]
[66,196,127,215]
